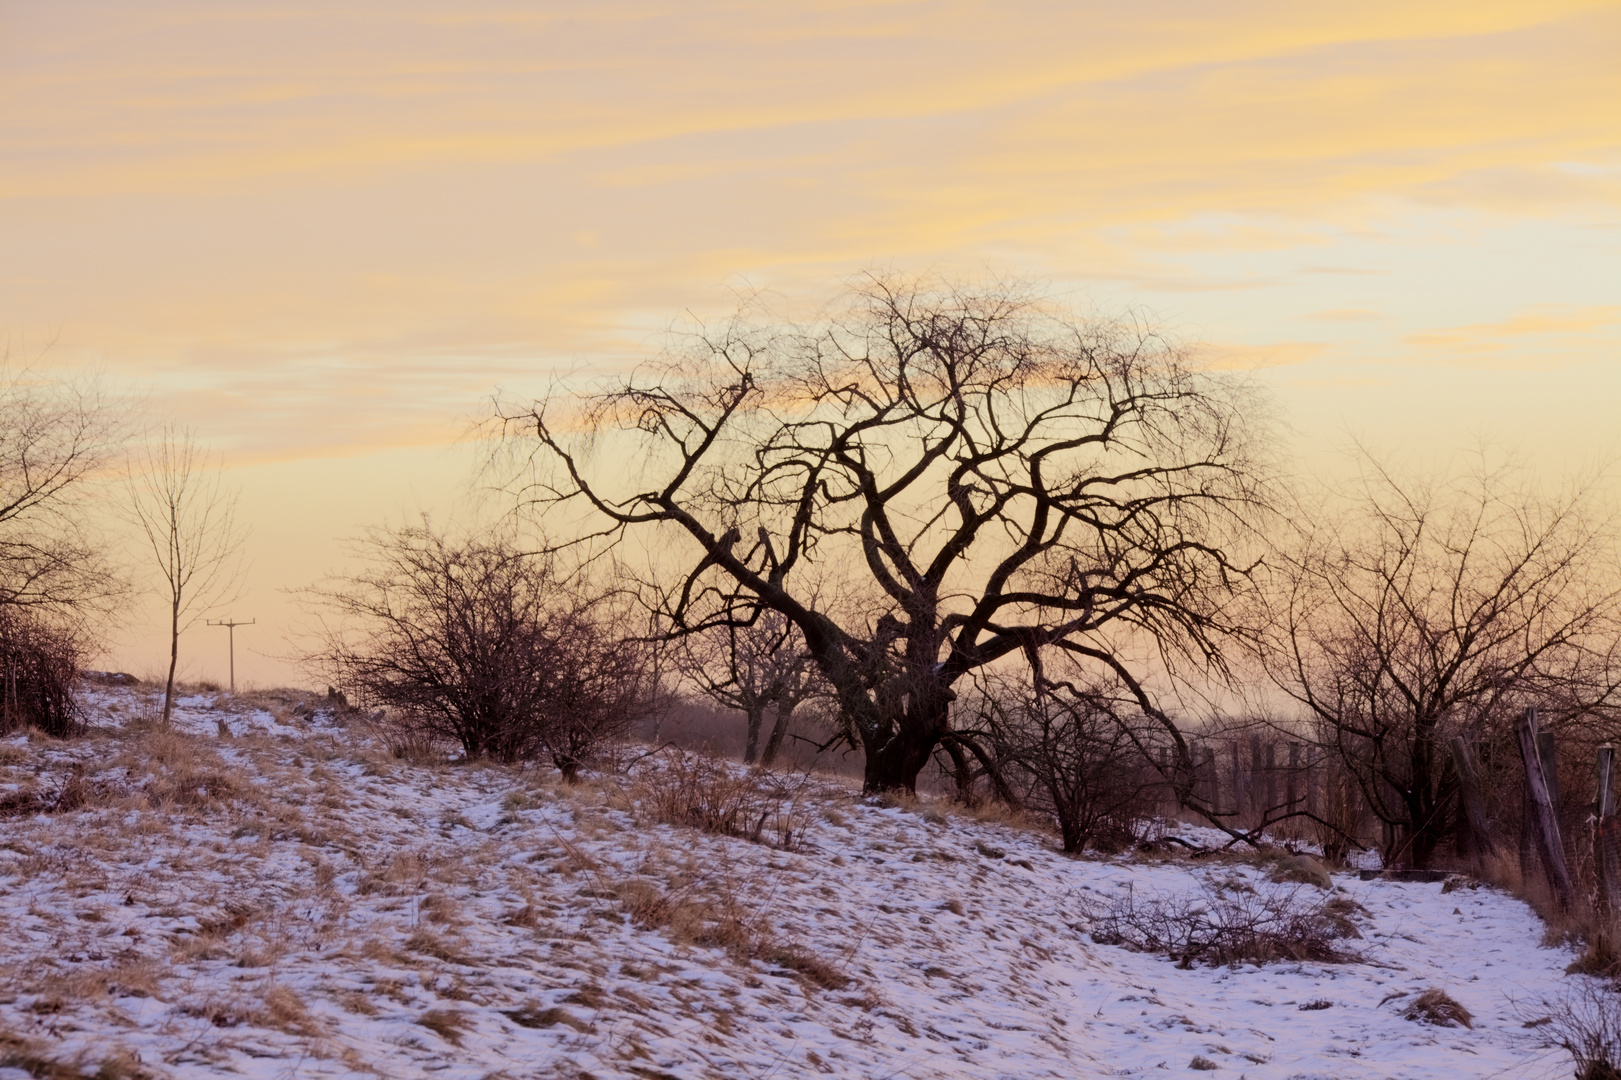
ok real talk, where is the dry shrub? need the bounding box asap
[1402,987,1473,1028]
[504,1002,591,1032]
[113,730,241,810]
[1525,980,1621,1080]
[1,1027,151,1080]
[1088,881,1358,968]
[762,944,849,989]
[638,748,810,849]
[300,526,660,777]
[0,762,122,818]
[0,607,87,739]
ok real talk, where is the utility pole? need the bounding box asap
[206,617,255,693]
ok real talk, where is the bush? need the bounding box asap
[1526,980,1621,1080]
[301,525,661,776]
[972,674,1163,853]
[0,606,85,738]
[1087,879,1358,968]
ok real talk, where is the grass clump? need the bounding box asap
[638,749,810,849]
[1402,987,1473,1029]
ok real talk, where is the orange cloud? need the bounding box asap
[1401,305,1621,369]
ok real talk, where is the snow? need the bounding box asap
[0,685,1590,1078]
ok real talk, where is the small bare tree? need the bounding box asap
[125,426,246,724]
[673,609,822,766]
[967,668,1164,852]
[1256,449,1621,869]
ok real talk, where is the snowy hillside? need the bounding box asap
[0,686,1588,1079]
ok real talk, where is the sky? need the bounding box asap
[2,1,1618,686]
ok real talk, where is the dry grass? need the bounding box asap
[1402,987,1473,1028]
[418,1006,472,1046]
[262,984,320,1035]
[637,748,811,849]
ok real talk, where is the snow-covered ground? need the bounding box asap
[0,685,1590,1078]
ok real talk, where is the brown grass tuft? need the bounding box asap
[638,749,810,849]
[419,1007,473,1046]
[1402,988,1473,1029]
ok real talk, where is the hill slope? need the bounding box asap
[0,687,1583,1078]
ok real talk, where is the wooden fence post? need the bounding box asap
[1596,744,1621,926]
[1516,707,1575,912]
[1249,735,1264,820]
[1231,741,1247,824]
[1450,736,1497,865]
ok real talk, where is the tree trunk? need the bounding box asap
[760,700,794,767]
[861,723,940,793]
[742,703,766,765]
[162,596,180,726]
[858,677,952,793]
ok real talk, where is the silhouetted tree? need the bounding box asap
[125,426,246,724]
[302,524,659,777]
[1256,450,1621,869]
[499,275,1272,795]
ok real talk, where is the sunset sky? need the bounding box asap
[2,1,1618,686]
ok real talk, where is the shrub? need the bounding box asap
[969,673,1163,853]
[0,606,85,738]
[1525,980,1621,1080]
[301,525,661,776]
[1087,880,1357,968]
[638,748,810,849]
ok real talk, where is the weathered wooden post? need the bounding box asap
[1539,729,1562,809]
[1230,740,1247,825]
[1516,708,1575,911]
[1263,739,1278,819]
[1305,745,1319,820]
[1595,744,1621,926]
[1450,736,1497,866]
[1250,735,1265,820]
[1286,742,1301,812]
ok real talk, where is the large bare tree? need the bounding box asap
[1256,450,1621,869]
[498,275,1272,794]
[126,426,247,724]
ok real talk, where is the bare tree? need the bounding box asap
[1256,450,1621,869]
[497,275,1273,796]
[300,524,660,777]
[0,364,127,737]
[0,364,125,618]
[125,426,246,724]
[673,608,822,766]
[972,669,1164,853]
